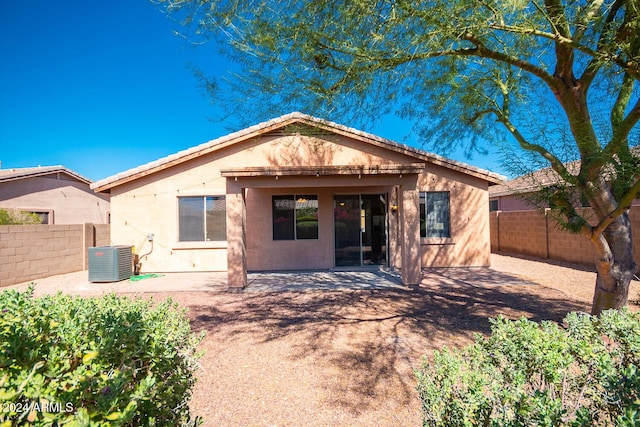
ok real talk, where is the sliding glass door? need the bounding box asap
[334,194,387,267]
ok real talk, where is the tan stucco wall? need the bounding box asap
[0,175,110,224]
[419,164,492,267]
[108,133,491,273]
[490,194,542,212]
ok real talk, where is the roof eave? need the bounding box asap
[0,166,92,186]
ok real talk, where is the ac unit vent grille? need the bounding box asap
[88,246,133,282]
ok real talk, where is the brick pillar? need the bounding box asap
[226,180,247,289]
[400,181,421,285]
[82,223,95,270]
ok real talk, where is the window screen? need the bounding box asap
[273,195,318,240]
[420,192,451,238]
[179,196,226,241]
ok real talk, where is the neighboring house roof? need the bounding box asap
[0,166,93,185]
[91,112,505,193]
[490,146,640,198]
[489,163,579,198]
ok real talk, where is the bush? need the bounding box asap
[416,309,640,426]
[0,287,204,426]
[0,209,42,225]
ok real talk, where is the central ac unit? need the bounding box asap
[88,246,133,282]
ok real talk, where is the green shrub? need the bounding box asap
[0,209,42,225]
[416,309,640,426]
[0,287,204,426]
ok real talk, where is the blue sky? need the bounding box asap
[0,1,505,182]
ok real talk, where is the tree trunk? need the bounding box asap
[591,212,638,315]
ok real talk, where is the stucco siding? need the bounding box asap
[418,165,492,267]
[0,175,110,224]
[107,131,494,274]
[246,187,334,271]
[108,133,419,273]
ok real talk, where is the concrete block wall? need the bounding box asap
[491,206,640,267]
[0,223,110,288]
[489,212,499,258]
[95,224,111,247]
[493,210,549,259]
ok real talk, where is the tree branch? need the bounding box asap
[593,177,640,237]
[611,80,640,139]
[573,0,605,43]
[494,111,577,185]
[486,19,640,83]
[598,94,640,170]
[462,34,560,90]
[543,0,575,82]
[580,0,626,88]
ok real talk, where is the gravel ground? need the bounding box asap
[490,252,640,306]
[156,253,638,427]
[8,253,638,426]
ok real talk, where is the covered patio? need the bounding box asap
[222,164,425,290]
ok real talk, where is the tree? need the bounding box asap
[157,0,640,314]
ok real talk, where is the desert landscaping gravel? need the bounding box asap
[166,254,638,426]
[8,253,640,426]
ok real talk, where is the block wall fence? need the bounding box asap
[0,224,110,288]
[490,206,640,267]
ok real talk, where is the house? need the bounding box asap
[490,149,640,211]
[0,166,110,224]
[91,112,503,288]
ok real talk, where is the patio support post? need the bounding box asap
[400,181,422,285]
[388,186,402,269]
[226,180,247,289]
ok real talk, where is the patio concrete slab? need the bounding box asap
[246,268,405,292]
[5,264,541,297]
[8,270,228,297]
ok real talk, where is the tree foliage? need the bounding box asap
[159,0,639,156]
[158,0,640,312]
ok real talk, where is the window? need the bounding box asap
[178,196,226,242]
[272,195,318,240]
[489,199,499,212]
[420,192,451,238]
[33,211,49,224]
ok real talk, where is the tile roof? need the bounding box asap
[0,166,92,185]
[91,112,505,192]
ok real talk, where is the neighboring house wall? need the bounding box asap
[490,207,640,267]
[0,174,110,224]
[0,223,110,287]
[107,131,493,274]
[490,194,540,212]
